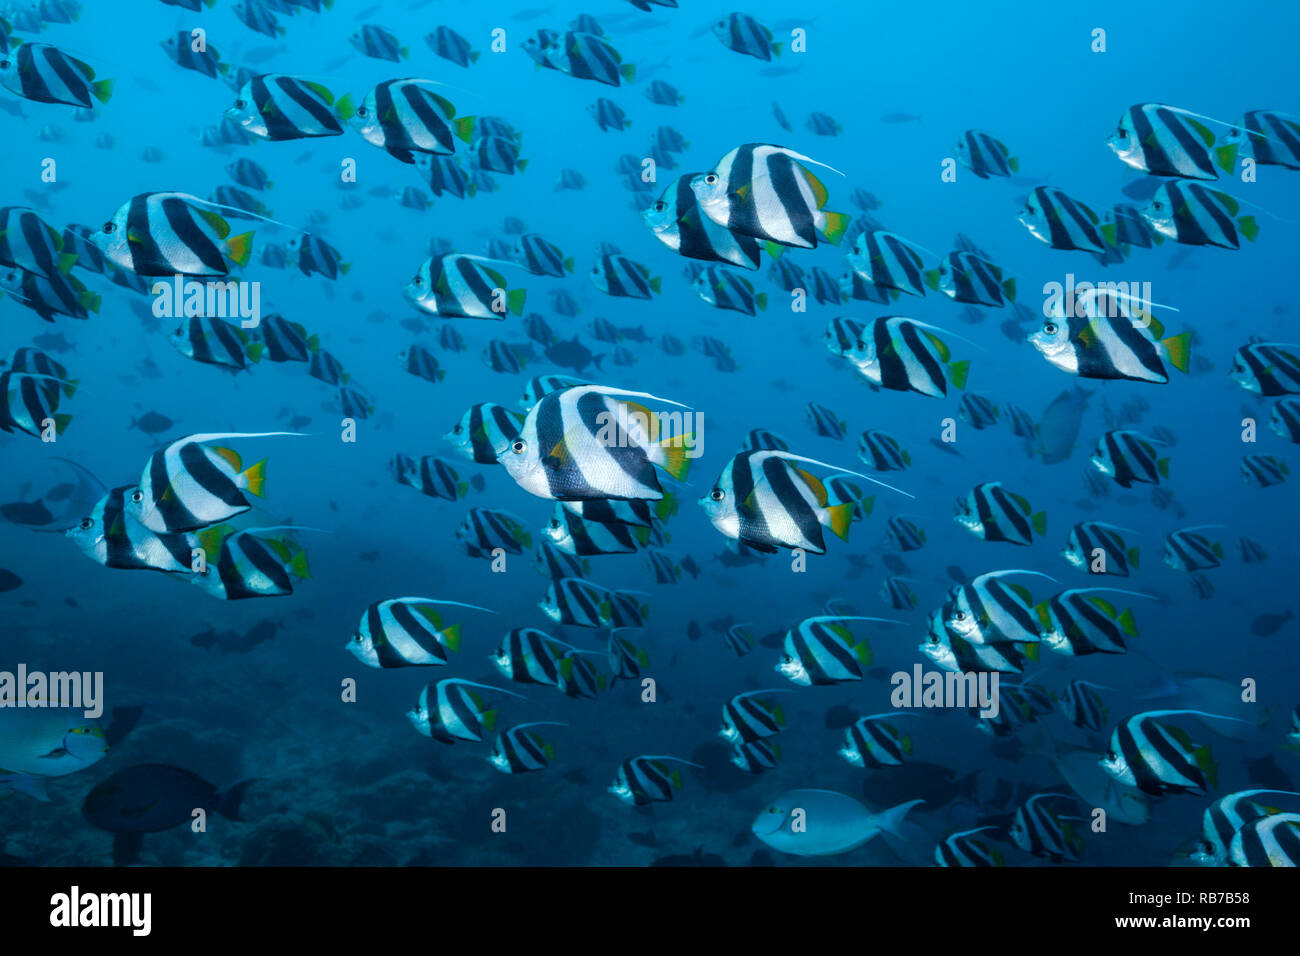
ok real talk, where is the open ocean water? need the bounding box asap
[0,0,1298,871]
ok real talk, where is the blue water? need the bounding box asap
[1,0,1297,867]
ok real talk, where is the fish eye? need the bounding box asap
[704,173,718,185]
[357,106,368,117]
[79,517,93,530]
[1152,202,1163,211]
[1043,322,1057,334]
[352,633,363,643]
[1106,750,1116,760]
[709,488,725,501]
[954,611,966,621]
[101,222,114,234]
[928,634,938,644]
[412,275,423,286]
[511,439,527,454]
[234,99,246,110]
[652,201,666,212]
[0,60,8,70]
[452,424,462,434]
[130,489,144,503]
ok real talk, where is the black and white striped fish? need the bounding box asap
[943,569,1050,646]
[1241,454,1289,488]
[1224,109,1300,170]
[1091,430,1169,487]
[926,251,1016,307]
[1005,404,1036,440]
[472,135,527,174]
[1057,679,1110,731]
[956,129,1018,179]
[920,607,1031,675]
[539,578,647,629]
[348,597,491,668]
[127,431,294,533]
[691,144,848,249]
[0,42,112,108]
[537,31,635,87]
[307,349,347,387]
[642,174,763,270]
[1228,813,1300,867]
[414,153,474,198]
[256,314,315,363]
[511,233,573,278]
[1,267,101,324]
[886,515,926,552]
[1037,587,1153,656]
[1164,526,1225,572]
[0,207,75,278]
[545,505,647,556]
[226,74,345,140]
[609,755,700,806]
[712,12,780,60]
[846,230,929,298]
[954,481,1045,546]
[390,454,467,501]
[857,430,910,472]
[880,576,917,611]
[701,450,906,555]
[491,628,587,685]
[444,402,523,464]
[0,369,69,438]
[520,374,587,412]
[1102,203,1161,252]
[1029,308,1190,384]
[1019,186,1109,254]
[345,78,472,163]
[1230,342,1300,396]
[1191,789,1300,866]
[1101,709,1243,796]
[720,690,790,744]
[839,713,915,768]
[1141,182,1259,249]
[488,722,566,774]
[589,253,659,299]
[350,24,407,62]
[741,428,789,452]
[500,385,692,502]
[407,678,524,744]
[692,266,764,314]
[1010,793,1082,862]
[1237,536,1268,564]
[170,316,260,371]
[92,193,255,277]
[161,30,229,80]
[405,254,525,319]
[846,316,971,398]
[456,507,531,557]
[1062,521,1139,576]
[731,739,781,774]
[1106,103,1236,180]
[777,615,897,686]
[588,97,629,131]
[190,525,309,600]
[1269,398,1300,442]
[935,826,1004,867]
[805,402,845,440]
[65,486,197,574]
[426,26,479,68]
[958,393,1000,430]
[725,624,754,657]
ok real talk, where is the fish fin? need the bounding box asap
[763,241,785,260]
[820,211,849,246]
[755,292,768,311]
[1022,641,1040,662]
[1239,215,1259,243]
[1002,277,1016,301]
[1008,156,1020,173]
[481,709,498,733]
[92,78,114,105]
[1031,511,1047,536]
[507,288,527,316]
[441,623,462,653]
[335,92,356,121]
[1087,596,1116,617]
[621,63,636,83]
[223,232,254,267]
[1157,457,1170,479]
[246,342,264,363]
[923,268,939,291]
[649,275,662,294]
[5,773,50,801]
[289,549,311,579]
[1117,607,1138,638]
[1215,144,1238,174]
[657,436,691,481]
[1160,332,1192,374]
[854,639,872,665]
[826,502,854,541]
[241,457,268,498]
[210,445,243,472]
[1127,546,1140,569]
